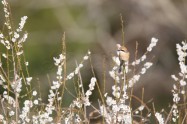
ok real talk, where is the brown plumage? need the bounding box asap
[116,44,130,73]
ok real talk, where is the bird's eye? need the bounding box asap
[121,49,127,52]
[117,49,128,53]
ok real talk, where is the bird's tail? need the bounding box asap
[118,66,122,73]
[118,60,124,73]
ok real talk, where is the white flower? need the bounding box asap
[88,50,91,55]
[134,75,140,81]
[51,81,60,90]
[155,112,164,124]
[112,104,120,113]
[17,16,28,32]
[9,111,15,116]
[2,53,7,58]
[57,66,62,76]
[25,61,29,66]
[147,47,152,51]
[112,86,120,98]
[2,0,8,6]
[89,77,96,90]
[173,84,177,90]
[14,32,19,38]
[135,59,140,65]
[83,55,89,60]
[79,64,83,68]
[180,80,186,86]
[84,77,97,106]
[135,111,139,114]
[171,75,178,81]
[173,93,180,103]
[109,70,120,83]
[100,105,111,123]
[141,55,146,61]
[88,77,96,92]
[57,97,62,101]
[128,75,140,87]
[138,105,145,111]
[141,68,146,74]
[176,42,187,74]
[112,56,120,65]
[144,62,153,69]
[11,77,22,94]
[12,37,16,42]
[20,33,28,43]
[151,37,158,43]
[32,91,37,96]
[72,99,82,108]
[182,42,187,50]
[0,33,3,38]
[181,90,185,94]
[106,97,116,106]
[67,72,74,80]
[34,100,38,105]
[83,97,91,106]
[53,54,65,66]
[172,104,179,121]
[147,38,158,52]
[74,64,83,74]
[85,90,92,96]
[0,114,4,122]
[3,94,16,107]
[104,93,108,97]
[26,77,32,85]
[172,118,176,122]
[16,50,23,56]
[132,61,136,66]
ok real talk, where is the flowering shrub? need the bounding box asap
[0,0,187,124]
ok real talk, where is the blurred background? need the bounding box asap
[1,0,187,110]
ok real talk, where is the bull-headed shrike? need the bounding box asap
[116,44,130,73]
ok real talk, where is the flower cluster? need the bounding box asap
[0,7,27,61]
[32,53,66,123]
[19,100,33,123]
[2,0,11,30]
[0,91,16,123]
[100,78,131,123]
[0,2,28,53]
[109,67,120,83]
[84,77,97,106]
[2,91,16,107]
[53,54,65,79]
[11,74,23,96]
[66,50,91,80]
[147,37,158,51]
[32,51,91,123]
[66,77,96,123]
[170,41,187,122]
[129,62,153,87]
[132,37,158,66]
[100,99,132,123]
[176,42,187,74]
[17,16,28,32]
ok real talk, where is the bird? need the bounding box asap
[116,44,130,73]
